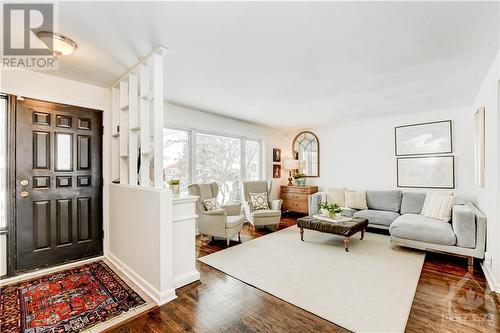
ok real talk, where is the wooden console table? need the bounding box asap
[280,185,318,214]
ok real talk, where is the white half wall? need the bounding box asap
[108,184,176,304]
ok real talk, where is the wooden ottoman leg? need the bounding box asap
[360,228,365,240]
[344,237,350,252]
[300,227,304,241]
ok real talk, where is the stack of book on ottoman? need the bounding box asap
[312,214,352,223]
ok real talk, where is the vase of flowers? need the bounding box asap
[293,172,306,186]
[168,179,180,195]
[317,201,342,219]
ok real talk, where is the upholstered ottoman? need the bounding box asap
[297,216,369,251]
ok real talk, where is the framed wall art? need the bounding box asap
[474,107,485,187]
[273,164,281,178]
[395,120,452,156]
[273,148,281,162]
[397,156,455,189]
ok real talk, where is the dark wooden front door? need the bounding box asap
[15,97,103,272]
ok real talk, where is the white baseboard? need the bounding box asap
[173,270,200,289]
[481,262,500,292]
[157,289,177,305]
[106,252,177,305]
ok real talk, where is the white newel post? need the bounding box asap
[108,47,199,306]
[172,195,200,288]
[153,52,164,188]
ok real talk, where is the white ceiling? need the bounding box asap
[45,2,499,128]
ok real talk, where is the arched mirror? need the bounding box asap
[292,131,319,177]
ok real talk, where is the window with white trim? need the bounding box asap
[163,128,190,190]
[163,127,263,203]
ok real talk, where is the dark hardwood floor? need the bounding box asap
[108,214,499,333]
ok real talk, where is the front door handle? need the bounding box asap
[20,191,30,198]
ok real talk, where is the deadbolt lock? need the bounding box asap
[20,179,29,186]
[20,191,30,198]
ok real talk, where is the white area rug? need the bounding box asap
[199,225,425,333]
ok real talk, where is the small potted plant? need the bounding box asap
[168,179,181,195]
[317,201,342,219]
[293,171,306,186]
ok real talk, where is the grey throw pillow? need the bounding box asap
[249,192,270,210]
[400,192,426,214]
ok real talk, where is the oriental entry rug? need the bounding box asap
[0,260,145,333]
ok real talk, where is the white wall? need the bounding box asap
[165,103,289,198]
[1,70,110,111]
[471,52,500,291]
[0,69,111,273]
[297,105,474,197]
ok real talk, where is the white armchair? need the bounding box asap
[188,182,244,246]
[241,181,283,232]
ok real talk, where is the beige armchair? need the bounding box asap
[188,182,244,246]
[242,181,283,232]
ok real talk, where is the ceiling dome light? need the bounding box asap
[36,31,77,56]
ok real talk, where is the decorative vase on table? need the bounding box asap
[320,208,329,217]
[168,179,181,195]
[169,184,180,195]
[330,212,341,219]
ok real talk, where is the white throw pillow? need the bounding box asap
[203,198,220,211]
[421,193,455,222]
[344,190,368,210]
[250,192,270,210]
[325,188,347,207]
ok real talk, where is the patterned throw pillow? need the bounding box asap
[249,192,270,210]
[203,198,220,211]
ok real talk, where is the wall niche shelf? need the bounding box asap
[111,47,168,188]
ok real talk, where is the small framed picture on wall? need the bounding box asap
[273,148,281,162]
[273,164,281,178]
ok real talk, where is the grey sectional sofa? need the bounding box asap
[308,190,486,266]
